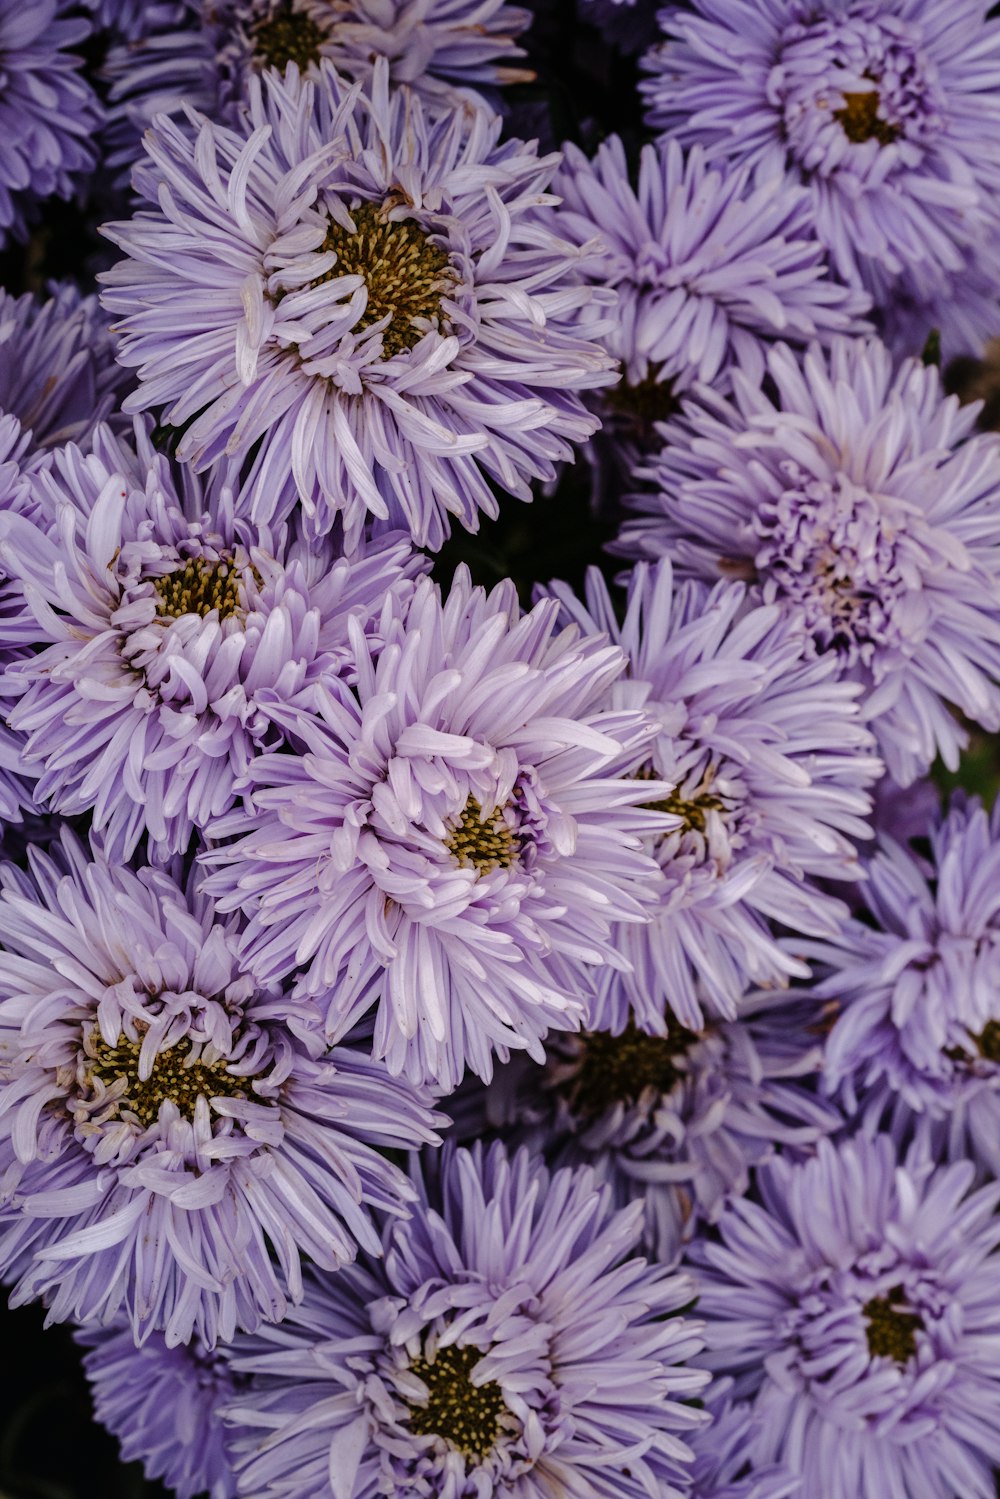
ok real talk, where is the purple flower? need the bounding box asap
[803,792,1000,1177]
[226,1141,708,1499]
[203,569,673,1092]
[546,562,878,1029]
[690,1134,1000,1499]
[0,284,133,457]
[640,0,1000,359]
[210,0,534,111]
[100,0,534,197]
[618,339,1000,785]
[0,1,102,245]
[0,412,45,826]
[0,420,423,859]
[0,832,440,1346]
[448,990,841,1265]
[554,135,869,443]
[100,62,614,551]
[77,1318,242,1499]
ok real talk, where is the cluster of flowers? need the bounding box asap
[4,2,1000,1497]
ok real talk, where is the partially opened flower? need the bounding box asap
[640,0,1000,358]
[618,339,1000,784]
[546,562,878,1028]
[78,1318,242,1499]
[0,1,102,246]
[0,421,423,858]
[0,285,132,456]
[101,62,614,551]
[449,990,841,1264]
[203,569,673,1091]
[691,1134,1000,1499]
[0,834,440,1346]
[211,0,533,111]
[102,0,532,158]
[554,134,869,444]
[226,1141,708,1499]
[809,792,1000,1177]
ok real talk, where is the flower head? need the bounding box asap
[691,1134,1000,1499]
[203,568,673,1091]
[0,833,440,1346]
[77,1318,242,1499]
[226,1141,708,1499]
[101,62,614,550]
[0,412,46,825]
[0,284,133,457]
[449,990,841,1265]
[806,792,1000,1177]
[619,339,1000,784]
[554,135,869,444]
[213,0,533,109]
[0,0,102,245]
[0,420,423,858]
[546,562,878,1028]
[640,0,1000,355]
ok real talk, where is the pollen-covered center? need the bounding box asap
[561,1020,699,1118]
[405,1344,506,1463]
[863,1287,922,1363]
[152,558,244,620]
[638,765,725,835]
[251,2,327,71]
[976,1019,1000,1062]
[834,88,900,146]
[316,201,454,357]
[84,1027,248,1129]
[446,796,518,873]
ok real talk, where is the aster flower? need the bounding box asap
[227,1141,708,1499]
[0,833,440,1346]
[203,568,673,1092]
[0,1,102,246]
[804,792,1000,1177]
[546,562,878,1029]
[0,420,424,859]
[691,1134,1000,1499]
[101,0,533,170]
[78,1318,241,1499]
[0,285,133,457]
[100,61,615,551]
[618,338,1000,785]
[640,0,1000,358]
[0,412,45,826]
[554,135,869,445]
[447,990,841,1265]
[212,0,534,110]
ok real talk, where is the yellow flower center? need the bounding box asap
[834,89,899,146]
[406,1344,506,1464]
[562,1020,699,1118]
[252,3,327,71]
[863,1287,921,1363]
[85,1027,248,1129]
[316,201,455,358]
[152,559,244,620]
[446,796,518,873]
